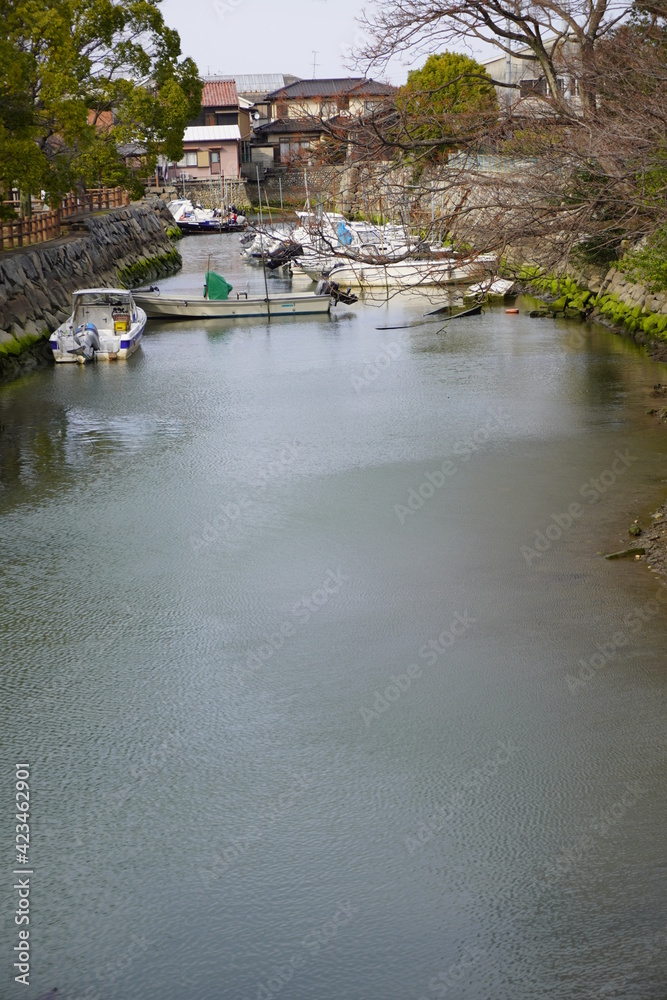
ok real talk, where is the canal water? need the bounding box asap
[1,234,666,999]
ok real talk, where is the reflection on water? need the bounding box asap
[0,389,184,507]
[1,234,666,1000]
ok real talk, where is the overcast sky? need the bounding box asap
[161,0,474,85]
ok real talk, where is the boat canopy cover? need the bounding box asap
[337,221,353,246]
[205,271,233,300]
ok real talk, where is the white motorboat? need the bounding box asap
[302,254,497,289]
[246,212,412,274]
[49,289,146,363]
[168,199,215,224]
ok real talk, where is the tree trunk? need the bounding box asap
[19,189,32,219]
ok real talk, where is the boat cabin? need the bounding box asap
[71,290,137,334]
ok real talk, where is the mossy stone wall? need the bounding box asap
[0,200,182,382]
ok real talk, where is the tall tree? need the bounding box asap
[338,0,667,270]
[395,52,498,156]
[1,0,201,205]
[358,0,629,120]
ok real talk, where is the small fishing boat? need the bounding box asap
[467,277,515,298]
[177,217,248,235]
[168,199,247,234]
[50,289,146,363]
[133,272,332,320]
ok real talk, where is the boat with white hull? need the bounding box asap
[133,289,332,319]
[50,289,146,363]
[302,255,496,288]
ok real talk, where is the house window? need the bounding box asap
[205,112,216,126]
[211,151,220,163]
[185,151,197,166]
[519,77,547,97]
[278,139,310,164]
[197,149,210,168]
[215,112,237,126]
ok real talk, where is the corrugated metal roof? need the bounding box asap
[267,78,395,99]
[201,80,238,107]
[183,125,241,142]
[234,74,300,96]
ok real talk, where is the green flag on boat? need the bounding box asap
[205,271,233,300]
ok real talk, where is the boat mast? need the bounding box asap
[256,166,271,321]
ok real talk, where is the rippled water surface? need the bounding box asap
[1,235,666,999]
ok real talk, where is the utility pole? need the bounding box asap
[505,19,512,112]
[312,51,319,77]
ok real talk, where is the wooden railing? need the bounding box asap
[1,187,130,251]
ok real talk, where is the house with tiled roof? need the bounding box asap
[190,79,250,137]
[175,78,251,180]
[249,117,329,171]
[235,74,301,125]
[266,78,395,121]
[246,78,395,173]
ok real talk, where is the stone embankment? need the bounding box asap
[0,200,181,382]
[521,263,667,359]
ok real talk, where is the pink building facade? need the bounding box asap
[175,126,241,180]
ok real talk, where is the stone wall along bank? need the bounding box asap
[521,261,667,355]
[0,200,181,382]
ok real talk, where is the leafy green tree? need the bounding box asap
[0,5,47,213]
[0,0,201,208]
[395,52,498,156]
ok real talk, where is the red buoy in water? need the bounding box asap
[505,308,519,314]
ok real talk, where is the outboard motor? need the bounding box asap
[325,280,358,306]
[71,322,101,362]
[266,241,303,269]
